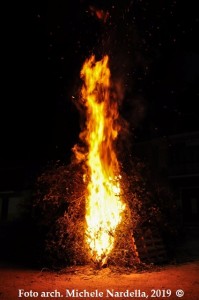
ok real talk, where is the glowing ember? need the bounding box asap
[89,6,109,23]
[77,55,126,265]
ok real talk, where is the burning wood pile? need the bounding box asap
[34,54,176,269]
[35,54,143,268]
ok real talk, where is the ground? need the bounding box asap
[1,223,199,299]
[0,262,199,300]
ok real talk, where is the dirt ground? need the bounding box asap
[1,225,199,299]
[0,262,199,300]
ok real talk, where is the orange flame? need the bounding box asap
[89,6,109,23]
[78,55,125,264]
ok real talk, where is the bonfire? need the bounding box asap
[35,54,141,268]
[73,55,126,266]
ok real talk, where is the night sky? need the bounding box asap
[1,0,199,174]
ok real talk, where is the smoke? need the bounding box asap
[88,2,148,126]
[73,1,149,159]
[124,95,147,128]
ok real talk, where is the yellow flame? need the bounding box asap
[79,55,125,264]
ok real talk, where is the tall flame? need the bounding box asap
[78,55,125,264]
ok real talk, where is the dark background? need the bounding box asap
[1,0,199,180]
[0,0,199,267]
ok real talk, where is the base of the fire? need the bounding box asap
[34,159,178,269]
